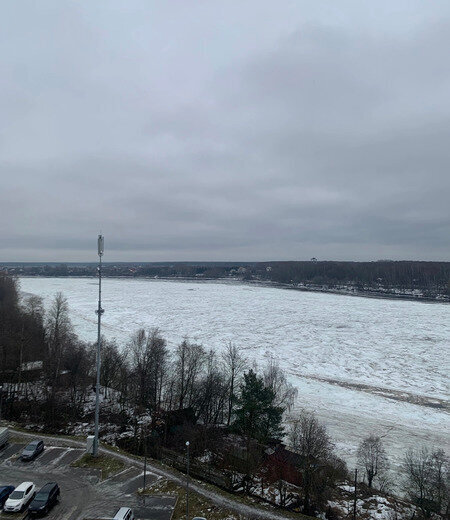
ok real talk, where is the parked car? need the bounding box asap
[0,427,9,449]
[3,482,36,513]
[20,440,44,461]
[28,482,60,516]
[192,518,207,520]
[112,507,135,520]
[0,486,15,507]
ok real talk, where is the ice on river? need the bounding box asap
[19,277,449,472]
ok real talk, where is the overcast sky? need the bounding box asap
[1,1,450,262]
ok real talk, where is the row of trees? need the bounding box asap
[0,274,296,433]
[4,260,450,294]
[100,331,297,430]
[259,261,450,293]
[358,435,449,518]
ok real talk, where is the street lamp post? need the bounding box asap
[185,441,190,520]
[143,424,148,491]
[93,234,104,457]
[0,385,3,422]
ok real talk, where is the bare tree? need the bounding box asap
[288,410,340,515]
[222,342,246,425]
[23,294,44,320]
[431,449,449,517]
[174,339,205,409]
[100,339,125,399]
[44,292,74,389]
[357,435,389,488]
[64,342,92,419]
[41,292,77,426]
[196,349,228,424]
[263,358,298,412]
[403,446,449,518]
[129,328,168,410]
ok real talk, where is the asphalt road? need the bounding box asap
[7,429,295,520]
[0,441,175,520]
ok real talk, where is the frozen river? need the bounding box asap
[19,276,449,472]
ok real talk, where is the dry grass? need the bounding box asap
[0,513,26,520]
[71,453,125,479]
[142,478,250,520]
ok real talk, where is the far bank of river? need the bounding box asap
[18,273,450,303]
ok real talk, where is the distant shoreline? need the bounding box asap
[17,274,450,304]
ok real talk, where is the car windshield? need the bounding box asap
[26,442,38,450]
[9,491,24,500]
[34,492,48,501]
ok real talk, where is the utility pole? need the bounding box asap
[93,234,104,457]
[353,468,358,520]
[186,441,190,520]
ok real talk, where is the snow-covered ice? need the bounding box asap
[18,277,450,473]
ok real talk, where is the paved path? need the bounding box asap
[10,428,297,520]
[0,437,174,520]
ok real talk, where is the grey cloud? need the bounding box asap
[1,1,450,261]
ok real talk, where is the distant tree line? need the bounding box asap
[260,261,450,294]
[3,260,450,295]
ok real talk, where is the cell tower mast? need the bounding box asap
[93,234,104,457]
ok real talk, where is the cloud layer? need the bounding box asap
[1,1,450,261]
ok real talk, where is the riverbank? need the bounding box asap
[17,273,450,303]
[5,258,450,304]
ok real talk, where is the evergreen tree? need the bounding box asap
[233,369,284,443]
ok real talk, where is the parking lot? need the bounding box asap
[0,439,176,520]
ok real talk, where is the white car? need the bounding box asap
[3,482,36,513]
[113,507,135,520]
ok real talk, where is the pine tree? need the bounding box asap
[233,369,284,443]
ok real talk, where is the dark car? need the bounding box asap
[28,483,60,516]
[20,440,44,461]
[0,486,15,507]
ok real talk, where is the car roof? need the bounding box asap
[0,486,13,491]
[39,483,57,492]
[16,482,34,491]
[114,507,132,517]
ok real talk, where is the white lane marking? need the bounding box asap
[99,465,136,484]
[47,448,73,466]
